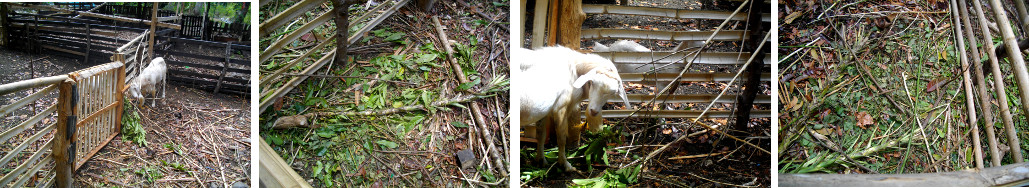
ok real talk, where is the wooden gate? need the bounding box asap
[69,62,125,171]
[0,61,124,187]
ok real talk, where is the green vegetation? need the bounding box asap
[120,98,147,147]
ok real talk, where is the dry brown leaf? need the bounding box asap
[855,111,874,128]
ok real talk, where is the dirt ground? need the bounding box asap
[260,0,509,187]
[75,84,250,187]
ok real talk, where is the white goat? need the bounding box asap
[517,46,629,172]
[127,57,167,107]
[593,40,651,53]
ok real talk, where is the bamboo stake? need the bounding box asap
[958,0,1002,166]
[1013,0,1029,29]
[987,0,1027,163]
[950,0,984,169]
[974,0,1023,165]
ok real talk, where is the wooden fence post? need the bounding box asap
[555,0,584,49]
[147,2,156,63]
[115,61,125,131]
[85,23,91,64]
[53,78,77,188]
[214,41,231,93]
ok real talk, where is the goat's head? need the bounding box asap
[126,81,144,100]
[573,66,629,133]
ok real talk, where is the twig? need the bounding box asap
[901,72,937,171]
[155,178,196,182]
[686,173,759,188]
[276,73,417,85]
[624,32,771,169]
[667,151,730,160]
[432,15,507,179]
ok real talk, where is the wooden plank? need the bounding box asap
[168,76,248,94]
[11,3,181,29]
[259,139,313,188]
[168,69,248,84]
[166,60,249,74]
[75,125,117,171]
[156,50,248,65]
[780,162,1029,186]
[585,109,771,118]
[597,51,772,65]
[586,94,772,103]
[74,101,118,127]
[167,37,250,50]
[168,75,248,90]
[259,0,327,37]
[10,22,118,37]
[581,29,749,41]
[581,4,771,22]
[620,72,771,82]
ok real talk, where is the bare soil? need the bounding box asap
[75,84,251,187]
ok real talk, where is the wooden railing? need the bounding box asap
[0,61,124,187]
[0,74,65,188]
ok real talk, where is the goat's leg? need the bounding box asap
[536,115,550,166]
[566,110,582,147]
[554,104,577,172]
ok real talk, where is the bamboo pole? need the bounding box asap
[950,0,984,169]
[974,0,1023,165]
[987,0,1028,163]
[958,0,1002,166]
[258,0,327,37]
[1013,0,1029,30]
[530,0,548,48]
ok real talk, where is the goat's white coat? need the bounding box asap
[593,40,651,52]
[516,46,629,172]
[127,57,167,107]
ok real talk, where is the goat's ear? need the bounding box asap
[619,88,631,107]
[573,69,599,88]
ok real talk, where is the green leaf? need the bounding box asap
[376,140,399,149]
[314,161,324,176]
[457,78,481,91]
[385,32,406,41]
[415,53,438,63]
[450,121,469,128]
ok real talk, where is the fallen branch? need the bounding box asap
[432,15,508,179]
[271,94,485,129]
